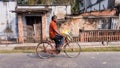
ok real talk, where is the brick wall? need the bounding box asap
[18,14,24,43]
[42,14,47,40]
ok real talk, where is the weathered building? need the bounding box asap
[0,0,120,43]
[60,9,119,36]
[79,0,115,12]
[0,0,71,43]
[59,0,120,37]
[0,0,16,37]
[115,0,120,14]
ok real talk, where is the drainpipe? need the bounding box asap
[3,1,8,27]
[3,1,9,38]
[84,0,87,12]
[119,13,120,29]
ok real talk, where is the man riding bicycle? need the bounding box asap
[49,15,64,54]
[36,15,81,58]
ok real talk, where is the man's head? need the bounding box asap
[52,15,57,22]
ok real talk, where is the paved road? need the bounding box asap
[0,52,120,68]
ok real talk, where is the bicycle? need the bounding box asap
[36,31,81,59]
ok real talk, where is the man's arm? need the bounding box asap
[54,29,63,36]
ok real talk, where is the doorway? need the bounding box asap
[24,16,42,43]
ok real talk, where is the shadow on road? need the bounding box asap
[26,53,70,59]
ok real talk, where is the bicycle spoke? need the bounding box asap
[64,42,81,58]
[36,42,54,59]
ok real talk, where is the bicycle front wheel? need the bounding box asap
[36,42,53,59]
[64,42,81,58]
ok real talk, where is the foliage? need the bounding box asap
[71,0,80,14]
[18,0,71,5]
[17,0,80,14]
[4,24,13,33]
[27,0,36,5]
[1,46,120,53]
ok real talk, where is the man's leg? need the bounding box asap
[45,38,59,54]
[56,36,64,51]
[50,35,64,54]
[45,38,60,54]
[54,39,61,54]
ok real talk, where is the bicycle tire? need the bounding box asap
[36,42,53,59]
[64,42,81,58]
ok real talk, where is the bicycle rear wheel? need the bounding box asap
[36,42,53,59]
[64,42,81,58]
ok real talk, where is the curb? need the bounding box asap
[0,42,120,50]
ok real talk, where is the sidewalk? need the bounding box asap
[0,42,120,50]
[0,43,37,50]
[78,41,120,48]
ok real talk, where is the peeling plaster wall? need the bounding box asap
[0,1,17,37]
[17,5,71,19]
[59,18,85,36]
[59,16,119,37]
[83,19,98,30]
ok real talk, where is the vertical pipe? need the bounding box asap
[99,1,100,11]
[119,14,120,29]
[84,0,87,12]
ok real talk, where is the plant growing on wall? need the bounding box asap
[3,23,13,41]
[28,0,36,5]
[4,23,13,33]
